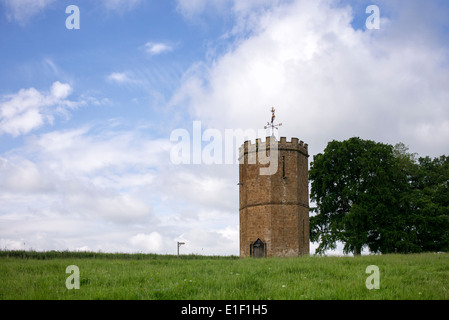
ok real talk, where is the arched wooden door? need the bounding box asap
[251,239,266,258]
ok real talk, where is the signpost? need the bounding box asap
[177,242,185,256]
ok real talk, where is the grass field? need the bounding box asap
[0,251,448,300]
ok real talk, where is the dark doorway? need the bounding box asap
[251,239,266,258]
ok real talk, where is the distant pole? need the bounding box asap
[177,242,185,256]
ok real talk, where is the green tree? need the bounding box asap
[309,137,409,255]
[392,144,449,252]
[409,155,449,252]
[310,139,449,255]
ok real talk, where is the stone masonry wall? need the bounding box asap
[239,136,309,257]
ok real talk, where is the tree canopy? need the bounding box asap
[309,137,449,255]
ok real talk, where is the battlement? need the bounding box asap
[239,136,308,160]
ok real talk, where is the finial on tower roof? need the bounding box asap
[264,107,282,136]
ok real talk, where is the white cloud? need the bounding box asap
[0,81,75,137]
[0,157,54,194]
[154,167,236,212]
[129,232,164,252]
[173,0,449,158]
[144,42,174,56]
[0,119,240,253]
[107,72,135,84]
[0,123,163,251]
[1,0,56,25]
[50,81,72,99]
[29,125,169,176]
[60,182,153,224]
[108,72,130,83]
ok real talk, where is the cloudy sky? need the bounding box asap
[0,0,448,255]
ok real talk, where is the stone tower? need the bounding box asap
[238,136,309,257]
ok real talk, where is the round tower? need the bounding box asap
[238,136,309,257]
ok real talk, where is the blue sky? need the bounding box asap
[1,0,448,255]
[0,1,212,139]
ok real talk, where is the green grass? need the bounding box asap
[0,251,448,300]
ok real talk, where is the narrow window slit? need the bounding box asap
[282,155,286,179]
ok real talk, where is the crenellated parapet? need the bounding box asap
[238,136,308,161]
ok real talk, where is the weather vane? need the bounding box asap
[264,107,282,136]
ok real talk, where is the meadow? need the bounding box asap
[0,251,448,300]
